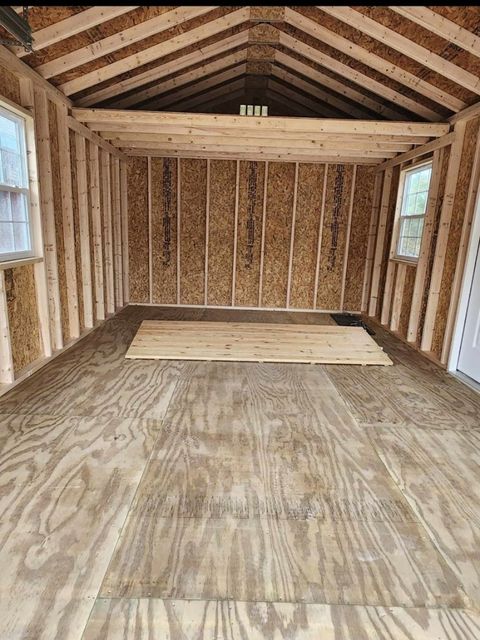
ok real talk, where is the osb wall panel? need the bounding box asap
[127,156,149,303]
[69,129,84,331]
[315,164,354,309]
[48,99,69,341]
[5,265,41,373]
[235,161,265,307]
[343,165,375,311]
[208,159,236,306]
[431,116,480,357]
[179,158,207,305]
[398,264,416,338]
[261,162,295,308]
[289,163,325,309]
[151,157,177,304]
[0,64,21,104]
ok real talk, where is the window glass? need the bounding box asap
[396,163,432,260]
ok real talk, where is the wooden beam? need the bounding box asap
[18,77,52,358]
[60,8,250,95]
[77,31,249,107]
[112,157,123,308]
[340,164,357,310]
[0,44,71,107]
[37,6,217,79]
[286,162,299,308]
[313,165,328,309]
[389,7,480,58]
[258,161,269,308]
[120,161,129,303]
[380,261,396,325]
[100,150,115,315]
[88,143,105,321]
[0,271,14,384]
[449,100,480,125]
[375,133,455,172]
[319,6,480,95]
[118,49,247,109]
[74,133,94,328]
[390,263,407,332]
[368,168,393,317]
[268,76,353,119]
[286,9,454,116]
[73,108,450,137]
[14,7,138,57]
[441,124,480,363]
[231,160,240,306]
[192,89,245,114]
[406,148,443,343]
[361,171,383,312]
[145,64,247,110]
[273,54,374,119]
[67,116,127,160]
[33,87,63,350]
[421,121,467,352]
[56,102,80,339]
[105,131,412,152]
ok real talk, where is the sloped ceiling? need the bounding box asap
[8,5,480,119]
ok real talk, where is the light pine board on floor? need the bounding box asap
[83,599,480,640]
[125,320,393,365]
[0,305,478,639]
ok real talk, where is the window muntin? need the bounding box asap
[0,105,32,262]
[395,162,432,261]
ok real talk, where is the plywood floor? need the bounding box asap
[0,305,479,639]
[126,320,393,365]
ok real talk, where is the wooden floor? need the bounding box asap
[0,305,479,639]
[126,320,393,365]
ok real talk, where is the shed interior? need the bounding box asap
[0,6,480,639]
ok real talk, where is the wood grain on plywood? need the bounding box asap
[127,156,149,303]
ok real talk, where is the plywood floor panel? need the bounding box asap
[83,599,480,640]
[126,321,392,365]
[0,306,477,638]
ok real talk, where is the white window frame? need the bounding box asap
[391,159,433,264]
[0,98,37,268]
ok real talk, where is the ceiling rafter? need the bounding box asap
[286,8,463,114]
[11,7,139,58]
[59,8,251,96]
[35,6,217,79]
[157,77,246,113]
[319,6,480,95]
[389,7,480,58]
[77,30,250,108]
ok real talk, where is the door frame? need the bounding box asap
[448,181,480,375]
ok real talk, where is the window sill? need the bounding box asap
[390,256,418,267]
[0,256,43,270]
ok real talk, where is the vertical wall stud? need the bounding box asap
[74,133,93,328]
[231,159,240,307]
[101,150,115,315]
[368,168,393,318]
[120,160,129,303]
[33,87,63,350]
[340,164,357,310]
[313,164,328,309]
[0,271,14,384]
[89,143,105,320]
[286,162,299,309]
[56,102,80,338]
[362,172,383,313]
[390,263,407,332]
[112,156,123,308]
[421,121,466,352]
[258,160,269,308]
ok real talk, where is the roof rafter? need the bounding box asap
[319,6,480,95]
[12,7,139,58]
[286,8,455,117]
[389,7,480,59]
[59,7,250,96]
[35,6,217,79]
